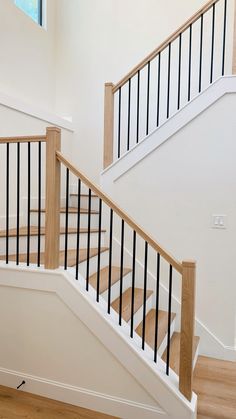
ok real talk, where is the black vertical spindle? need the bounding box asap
[136,70,140,143]
[118,87,121,158]
[27,142,31,266]
[16,142,20,266]
[188,24,192,102]
[142,241,148,350]
[86,188,92,291]
[154,253,160,363]
[37,141,41,267]
[166,264,173,375]
[130,230,136,338]
[119,219,124,326]
[222,0,227,76]
[96,199,102,302]
[75,179,81,280]
[146,61,150,135]
[127,78,131,151]
[6,143,9,264]
[210,4,216,84]
[107,208,113,313]
[199,14,203,93]
[177,33,182,110]
[64,168,69,270]
[167,43,171,119]
[156,53,161,127]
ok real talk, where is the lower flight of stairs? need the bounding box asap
[0,194,235,419]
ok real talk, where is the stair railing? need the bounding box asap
[103,0,235,168]
[53,132,195,402]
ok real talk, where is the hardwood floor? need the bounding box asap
[194,356,236,419]
[0,385,117,419]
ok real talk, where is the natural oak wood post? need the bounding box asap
[179,260,196,401]
[233,0,236,74]
[45,127,61,269]
[103,83,114,169]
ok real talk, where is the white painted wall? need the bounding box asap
[55,0,209,180]
[101,92,236,357]
[0,0,57,111]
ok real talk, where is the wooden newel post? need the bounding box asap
[103,82,114,169]
[45,127,61,269]
[179,260,196,401]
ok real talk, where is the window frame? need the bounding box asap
[14,0,44,27]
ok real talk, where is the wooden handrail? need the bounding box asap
[113,0,220,92]
[0,135,46,144]
[56,151,183,274]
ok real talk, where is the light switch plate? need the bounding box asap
[212,215,227,229]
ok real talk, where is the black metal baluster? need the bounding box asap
[75,179,81,280]
[118,87,121,158]
[222,0,227,76]
[37,142,41,267]
[27,142,31,266]
[210,3,216,84]
[64,168,69,270]
[156,52,161,127]
[127,78,131,151]
[16,142,20,266]
[6,143,9,264]
[177,33,182,110]
[130,230,136,338]
[166,264,173,375]
[154,253,160,363]
[136,70,140,143]
[86,188,92,291]
[146,61,150,135]
[119,219,124,326]
[96,199,102,302]
[108,208,113,314]
[142,241,148,350]
[167,43,171,119]
[188,24,192,102]
[199,14,203,93]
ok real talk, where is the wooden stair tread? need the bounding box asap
[70,193,98,197]
[0,248,108,266]
[30,207,99,214]
[162,332,200,375]
[111,287,153,323]
[89,266,131,294]
[135,309,176,350]
[194,356,236,419]
[0,226,105,238]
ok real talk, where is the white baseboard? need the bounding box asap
[0,367,166,419]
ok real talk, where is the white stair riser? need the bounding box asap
[0,231,106,256]
[76,250,109,278]
[129,293,154,330]
[70,195,99,211]
[101,272,132,302]
[30,212,100,229]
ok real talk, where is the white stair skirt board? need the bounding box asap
[101,76,236,183]
[0,264,197,419]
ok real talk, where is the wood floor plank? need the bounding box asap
[89,266,131,294]
[0,248,108,266]
[193,356,236,419]
[0,385,117,419]
[135,309,176,350]
[111,287,153,322]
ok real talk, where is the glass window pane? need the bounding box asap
[14,0,41,25]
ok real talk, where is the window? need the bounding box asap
[14,0,43,26]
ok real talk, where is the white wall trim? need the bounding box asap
[0,91,74,132]
[0,367,166,419]
[101,76,236,183]
[0,263,197,419]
